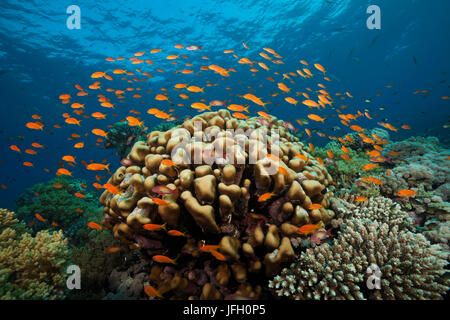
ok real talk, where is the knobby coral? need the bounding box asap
[99,109,336,299]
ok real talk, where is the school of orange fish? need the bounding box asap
[6,43,438,278]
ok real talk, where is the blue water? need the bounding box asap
[0,0,449,208]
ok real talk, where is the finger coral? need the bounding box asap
[269,218,449,300]
[99,109,336,299]
[0,209,70,300]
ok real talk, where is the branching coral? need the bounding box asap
[330,195,414,229]
[269,218,449,300]
[99,109,336,299]
[0,209,71,300]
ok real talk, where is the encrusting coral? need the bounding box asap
[269,218,449,300]
[99,109,336,299]
[0,209,71,300]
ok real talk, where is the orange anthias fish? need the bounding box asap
[56,168,72,176]
[35,213,47,223]
[126,116,144,127]
[143,223,167,231]
[361,176,383,185]
[211,250,226,261]
[308,204,322,210]
[152,255,177,264]
[297,222,323,235]
[87,222,103,230]
[396,189,417,197]
[308,114,325,122]
[362,163,378,171]
[199,245,220,252]
[167,230,186,237]
[103,183,120,194]
[356,196,369,202]
[26,122,44,130]
[258,192,275,202]
[86,163,110,171]
[92,128,108,138]
[153,198,168,206]
[10,145,21,153]
[144,285,163,298]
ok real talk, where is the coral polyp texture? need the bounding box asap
[269,218,449,300]
[99,109,335,299]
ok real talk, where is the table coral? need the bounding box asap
[0,209,71,300]
[99,109,336,299]
[269,218,449,300]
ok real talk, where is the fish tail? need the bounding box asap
[105,163,110,171]
[162,223,167,231]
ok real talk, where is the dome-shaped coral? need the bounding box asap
[99,109,335,299]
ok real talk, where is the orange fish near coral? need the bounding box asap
[144,285,163,298]
[87,222,103,230]
[210,250,226,261]
[103,183,120,194]
[258,192,275,202]
[35,213,47,223]
[397,189,417,197]
[167,230,186,237]
[362,163,378,171]
[297,222,323,235]
[153,198,168,206]
[86,163,110,171]
[152,255,177,264]
[143,223,167,231]
[199,245,219,252]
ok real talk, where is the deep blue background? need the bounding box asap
[0,0,449,209]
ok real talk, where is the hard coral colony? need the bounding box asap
[100,110,335,299]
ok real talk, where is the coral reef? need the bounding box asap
[314,142,384,190]
[269,218,449,300]
[0,209,71,300]
[14,176,102,244]
[99,109,336,299]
